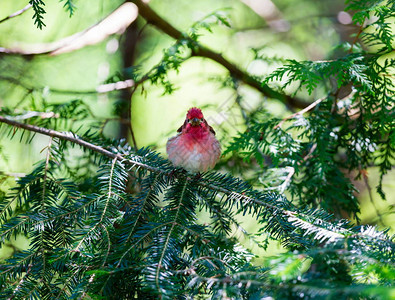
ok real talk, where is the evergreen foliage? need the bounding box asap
[29,0,46,29]
[29,0,76,28]
[0,0,394,299]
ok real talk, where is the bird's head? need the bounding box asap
[176,107,216,135]
[186,107,204,127]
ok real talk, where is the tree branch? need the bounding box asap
[128,0,307,109]
[0,115,291,209]
[0,75,134,95]
[274,96,326,129]
[0,115,157,172]
[0,4,32,25]
[0,3,137,56]
[2,115,394,255]
[0,116,366,243]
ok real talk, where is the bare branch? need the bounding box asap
[0,3,138,56]
[274,96,326,129]
[50,3,138,55]
[0,4,32,25]
[7,111,59,120]
[0,116,114,159]
[241,0,290,32]
[275,89,358,129]
[96,79,135,93]
[0,75,134,95]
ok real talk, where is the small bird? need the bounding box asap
[166,107,221,173]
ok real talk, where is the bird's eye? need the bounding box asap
[200,118,204,121]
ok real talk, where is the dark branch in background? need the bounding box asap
[129,0,307,109]
[118,21,140,149]
[0,4,32,24]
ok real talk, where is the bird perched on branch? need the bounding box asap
[166,107,221,173]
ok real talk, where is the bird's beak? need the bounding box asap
[190,118,201,126]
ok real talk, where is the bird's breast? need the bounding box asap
[166,131,221,173]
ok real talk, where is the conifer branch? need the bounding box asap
[7,263,33,300]
[155,180,187,293]
[117,173,162,255]
[1,1,394,297]
[101,158,118,224]
[1,111,344,244]
[0,116,360,242]
[42,137,53,208]
[1,115,390,247]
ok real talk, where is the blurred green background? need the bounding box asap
[0,0,393,259]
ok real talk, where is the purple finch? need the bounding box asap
[166,107,221,173]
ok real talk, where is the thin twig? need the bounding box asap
[302,143,317,162]
[274,96,326,129]
[7,264,33,300]
[350,24,364,53]
[95,80,135,93]
[0,4,32,24]
[360,169,385,227]
[8,111,59,121]
[0,75,135,95]
[42,137,53,208]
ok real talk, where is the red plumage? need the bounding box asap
[186,107,204,120]
[166,107,221,173]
